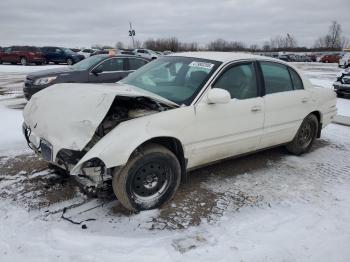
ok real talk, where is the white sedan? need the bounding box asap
[22,52,337,211]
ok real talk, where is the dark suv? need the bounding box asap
[0,46,45,65]
[42,47,84,65]
[23,54,149,100]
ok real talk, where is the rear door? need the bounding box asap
[258,61,313,149]
[88,57,128,83]
[127,57,148,72]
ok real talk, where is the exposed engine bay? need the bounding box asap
[52,95,174,191]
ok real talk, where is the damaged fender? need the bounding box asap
[71,107,192,175]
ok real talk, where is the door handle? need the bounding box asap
[251,105,262,112]
[301,97,309,103]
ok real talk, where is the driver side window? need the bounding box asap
[100,58,124,72]
[213,63,258,100]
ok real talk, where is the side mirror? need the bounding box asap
[207,88,231,104]
[92,65,103,75]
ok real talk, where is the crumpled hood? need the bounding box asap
[23,82,178,153]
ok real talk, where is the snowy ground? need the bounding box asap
[0,63,350,262]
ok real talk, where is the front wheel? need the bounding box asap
[66,58,73,65]
[286,114,318,155]
[112,143,181,212]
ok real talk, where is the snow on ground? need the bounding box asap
[0,62,350,262]
[1,124,350,262]
[0,64,65,74]
[0,101,28,155]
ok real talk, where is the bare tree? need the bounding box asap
[328,21,342,48]
[115,41,124,50]
[314,21,343,50]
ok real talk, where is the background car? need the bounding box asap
[90,49,110,56]
[333,68,350,97]
[293,55,312,62]
[0,46,45,65]
[78,48,97,58]
[23,54,149,99]
[41,46,85,65]
[134,49,158,60]
[320,54,341,63]
[338,53,350,68]
[278,54,292,62]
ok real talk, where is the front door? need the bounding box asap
[89,58,128,83]
[189,61,265,168]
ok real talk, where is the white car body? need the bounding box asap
[23,52,337,178]
[78,48,98,58]
[339,53,350,68]
[134,49,158,60]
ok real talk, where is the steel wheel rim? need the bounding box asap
[21,58,26,65]
[131,161,171,201]
[298,122,313,147]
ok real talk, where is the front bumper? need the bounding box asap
[23,79,51,100]
[22,122,106,177]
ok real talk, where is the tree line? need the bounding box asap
[93,21,349,52]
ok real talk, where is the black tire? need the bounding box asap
[66,58,73,65]
[286,114,318,155]
[20,57,27,66]
[54,62,59,65]
[112,143,181,212]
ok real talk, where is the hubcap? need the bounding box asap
[132,162,170,199]
[21,58,26,65]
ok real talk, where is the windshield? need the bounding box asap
[121,56,221,105]
[71,55,108,70]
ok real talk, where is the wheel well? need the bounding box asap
[140,137,187,183]
[310,111,322,138]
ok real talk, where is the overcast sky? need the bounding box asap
[0,0,349,48]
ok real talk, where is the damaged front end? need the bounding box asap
[23,86,176,190]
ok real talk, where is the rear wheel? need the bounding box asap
[112,143,181,212]
[286,114,318,155]
[20,57,27,66]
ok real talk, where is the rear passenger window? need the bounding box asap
[260,62,293,94]
[289,68,304,90]
[129,58,148,70]
[213,63,258,100]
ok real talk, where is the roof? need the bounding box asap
[169,51,278,63]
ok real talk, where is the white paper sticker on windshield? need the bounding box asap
[189,61,214,70]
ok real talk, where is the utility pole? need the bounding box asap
[129,22,136,49]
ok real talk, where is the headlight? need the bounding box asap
[34,76,57,85]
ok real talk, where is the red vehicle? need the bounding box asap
[0,46,46,65]
[320,54,341,63]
